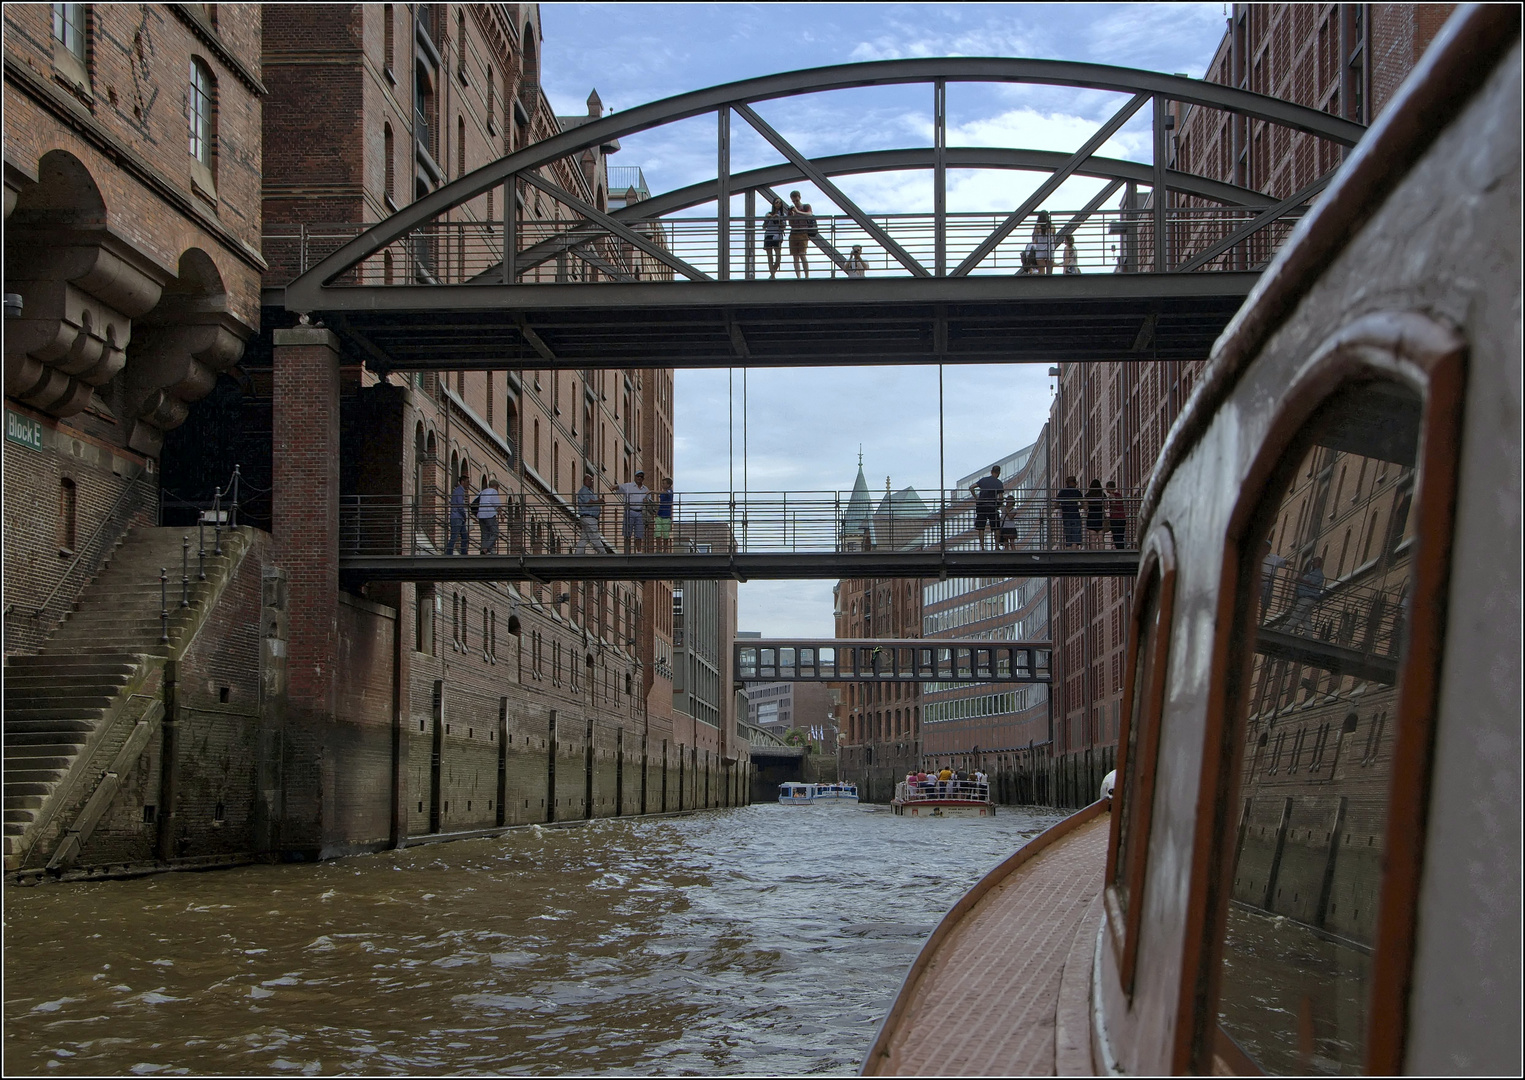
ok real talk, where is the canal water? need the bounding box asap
[5,802,1065,1076]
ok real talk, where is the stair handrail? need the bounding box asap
[13,473,152,621]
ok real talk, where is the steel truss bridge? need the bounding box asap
[735,639,1052,685]
[275,57,1362,372]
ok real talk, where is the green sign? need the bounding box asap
[6,409,44,452]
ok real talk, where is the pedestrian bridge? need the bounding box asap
[736,638,1052,685]
[336,488,1139,582]
[272,57,1362,372]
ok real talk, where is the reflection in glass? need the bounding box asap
[1217,381,1421,1075]
[1113,571,1161,918]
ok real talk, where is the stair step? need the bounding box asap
[5,730,91,746]
[4,811,38,826]
[5,716,99,732]
[6,794,46,811]
[5,823,28,836]
[6,649,144,665]
[3,756,74,773]
[3,742,86,758]
[6,781,58,797]
[2,679,132,696]
[4,693,118,708]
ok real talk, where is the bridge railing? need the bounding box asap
[337,488,1143,558]
[894,780,992,804]
[264,205,1303,288]
[1256,564,1410,674]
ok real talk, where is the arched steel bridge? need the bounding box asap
[274,57,1363,373]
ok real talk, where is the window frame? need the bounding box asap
[1103,522,1177,997]
[1176,311,1466,1075]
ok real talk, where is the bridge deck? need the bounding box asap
[338,550,1137,583]
[273,273,1257,371]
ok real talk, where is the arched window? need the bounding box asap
[382,4,395,74]
[188,57,216,173]
[457,115,466,179]
[59,478,77,552]
[416,586,435,655]
[383,123,395,204]
[1201,330,1457,1075]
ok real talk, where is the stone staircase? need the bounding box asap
[3,526,253,873]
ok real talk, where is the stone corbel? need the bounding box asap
[4,228,169,418]
[123,300,252,457]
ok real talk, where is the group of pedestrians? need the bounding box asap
[1054,477,1129,549]
[575,471,675,554]
[762,190,870,280]
[446,472,676,556]
[447,474,503,555]
[905,766,989,799]
[1018,211,1081,275]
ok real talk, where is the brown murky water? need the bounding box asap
[4,802,1065,1075]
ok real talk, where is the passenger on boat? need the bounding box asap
[938,767,952,795]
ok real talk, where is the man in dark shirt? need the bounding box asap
[970,465,1004,550]
[1056,476,1083,548]
[447,473,470,555]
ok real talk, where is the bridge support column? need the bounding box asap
[271,326,343,856]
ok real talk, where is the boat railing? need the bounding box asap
[894,780,992,804]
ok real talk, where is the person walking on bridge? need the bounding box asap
[447,472,471,555]
[1055,476,1083,548]
[788,190,815,279]
[1106,480,1128,549]
[970,464,1004,551]
[616,469,651,553]
[477,477,501,554]
[763,197,786,278]
[1032,211,1056,274]
[574,472,611,554]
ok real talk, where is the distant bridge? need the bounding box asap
[736,638,1052,685]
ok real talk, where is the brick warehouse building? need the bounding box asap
[1045,2,1456,807]
[4,3,264,650]
[3,4,742,877]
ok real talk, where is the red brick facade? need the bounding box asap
[4,2,264,649]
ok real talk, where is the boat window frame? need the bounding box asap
[1104,522,1177,997]
[1174,311,1466,1076]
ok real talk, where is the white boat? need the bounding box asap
[890,780,995,818]
[777,781,859,804]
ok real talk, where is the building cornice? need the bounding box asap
[169,4,267,96]
[3,55,268,276]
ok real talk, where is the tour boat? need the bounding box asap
[777,781,859,804]
[863,14,1519,1075]
[890,780,995,818]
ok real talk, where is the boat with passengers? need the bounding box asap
[890,778,995,818]
[864,11,1520,1075]
[777,781,858,804]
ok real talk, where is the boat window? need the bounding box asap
[1212,379,1422,1075]
[1105,533,1173,991]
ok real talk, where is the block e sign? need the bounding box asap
[6,409,45,452]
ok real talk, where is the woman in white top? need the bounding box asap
[1032,210,1056,274]
[844,244,868,278]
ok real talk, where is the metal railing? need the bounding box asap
[336,488,1143,558]
[894,780,993,804]
[1255,563,1410,672]
[5,473,156,648]
[261,204,1302,288]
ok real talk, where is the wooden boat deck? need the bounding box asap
[863,803,1111,1076]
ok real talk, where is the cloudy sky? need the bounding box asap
[538,3,1230,636]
